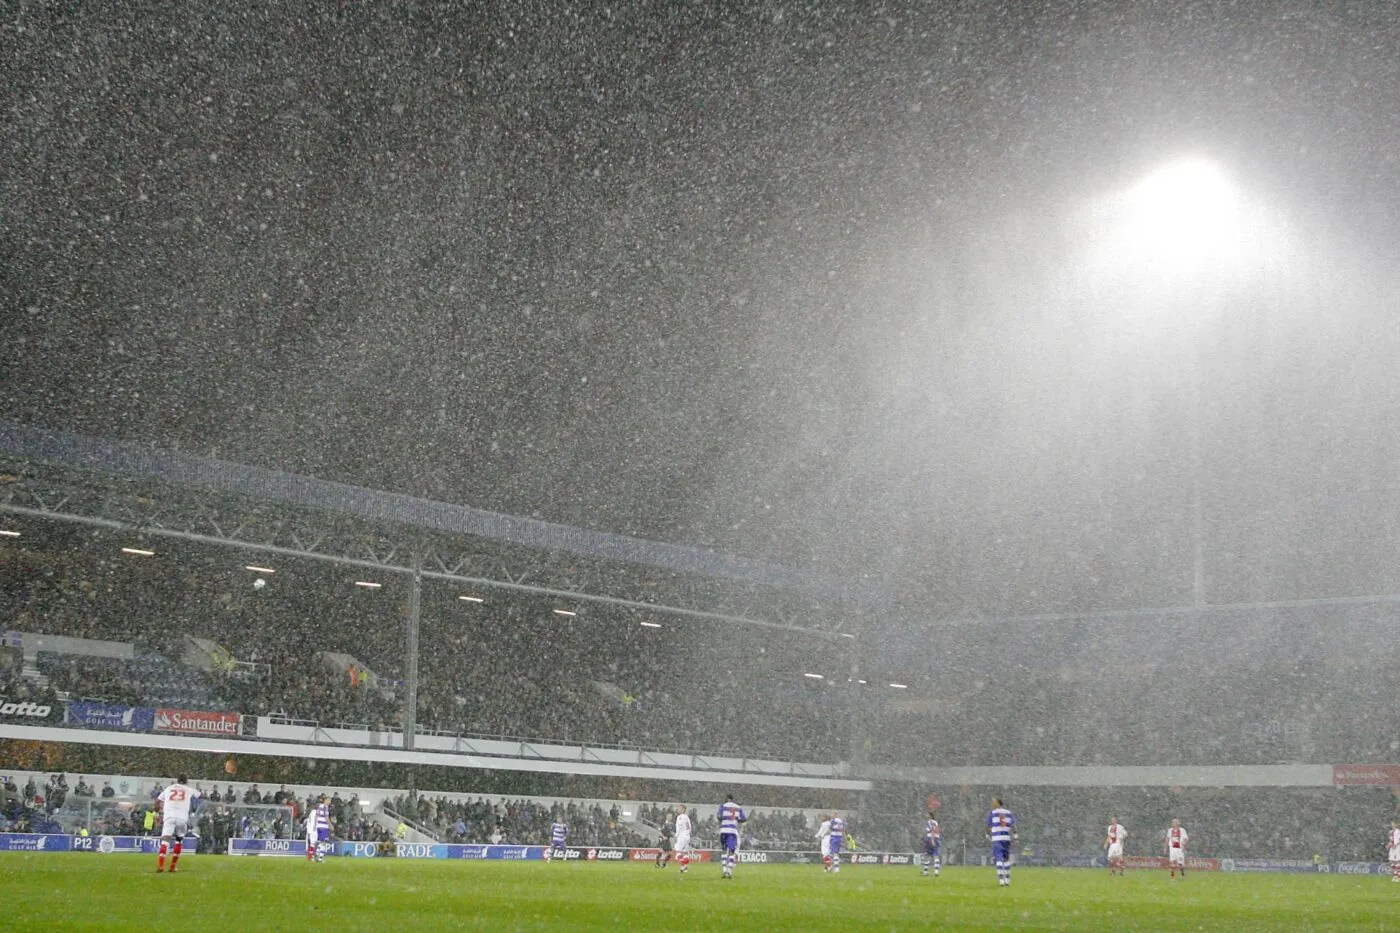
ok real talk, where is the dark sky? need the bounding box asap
[5,1,1400,617]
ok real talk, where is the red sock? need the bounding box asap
[680,854,689,868]
[823,855,832,870]
[170,840,182,869]
[157,840,168,870]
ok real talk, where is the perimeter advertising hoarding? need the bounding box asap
[1123,855,1221,871]
[0,833,193,853]
[154,708,242,736]
[0,697,61,723]
[0,833,71,852]
[228,837,306,857]
[64,702,154,731]
[1332,764,1400,786]
[5,835,1386,874]
[336,842,547,859]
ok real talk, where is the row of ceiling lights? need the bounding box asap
[0,532,663,630]
[801,671,908,689]
[2,529,874,649]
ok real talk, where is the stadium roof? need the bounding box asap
[0,421,878,635]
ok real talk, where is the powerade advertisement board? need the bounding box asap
[337,842,548,859]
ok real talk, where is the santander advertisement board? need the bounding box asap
[154,708,241,736]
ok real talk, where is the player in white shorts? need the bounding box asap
[673,805,693,874]
[155,775,201,873]
[1104,817,1127,876]
[1388,820,1400,882]
[1164,819,1188,878]
[816,815,833,871]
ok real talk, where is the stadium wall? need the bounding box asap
[867,763,1334,787]
[0,722,871,791]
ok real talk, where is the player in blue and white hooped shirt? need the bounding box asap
[305,794,331,863]
[986,798,1017,886]
[716,794,747,878]
[826,815,846,873]
[546,819,568,861]
[922,812,942,877]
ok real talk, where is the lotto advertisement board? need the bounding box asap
[64,702,154,731]
[0,696,61,723]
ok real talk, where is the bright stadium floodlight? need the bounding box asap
[1082,155,1247,280]
[121,547,155,556]
[0,529,20,537]
[244,565,276,574]
[353,580,382,589]
[803,673,824,680]
[888,682,908,689]
[639,621,662,628]
[458,595,484,603]
[1127,158,1237,249]
[552,608,576,617]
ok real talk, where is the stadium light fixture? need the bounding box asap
[121,547,155,556]
[857,679,867,685]
[839,633,855,639]
[354,580,382,589]
[888,682,908,689]
[0,529,20,537]
[458,595,484,603]
[803,673,825,680]
[639,621,662,629]
[552,609,577,617]
[244,565,276,574]
[1082,155,1246,281]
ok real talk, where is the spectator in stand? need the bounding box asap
[100,781,115,799]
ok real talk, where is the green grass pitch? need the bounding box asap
[4,854,1396,931]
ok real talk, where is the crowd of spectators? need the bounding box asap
[862,783,1399,863]
[637,802,820,851]
[6,760,1400,865]
[862,657,1400,769]
[9,528,1400,778]
[2,541,847,761]
[0,649,61,714]
[391,794,647,848]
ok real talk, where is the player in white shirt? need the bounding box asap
[155,775,201,873]
[673,805,693,874]
[816,815,833,871]
[1388,820,1400,882]
[1164,819,1188,878]
[1104,818,1127,876]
